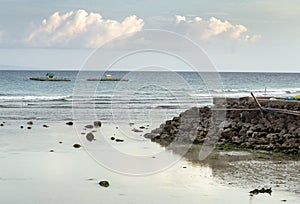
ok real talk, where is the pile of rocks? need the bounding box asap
[144,97,300,154]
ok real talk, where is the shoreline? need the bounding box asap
[0,120,300,203]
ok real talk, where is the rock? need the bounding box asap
[66,121,73,126]
[27,121,33,125]
[139,126,145,129]
[293,127,300,136]
[20,126,23,129]
[86,133,95,142]
[129,122,135,126]
[85,125,94,129]
[110,137,115,140]
[249,187,272,196]
[99,180,110,188]
[49,150,54,152]
[219,121,232,129]
[143,100,300,154]
[94,121,102,127]
[59,141,63,144]
[73,144,81,148]
[43,125,49,128]
[0,124,3,127]
[115,139,124,142]
[27,126,31,129]
[144,133,155,139]
[132,128,143,133]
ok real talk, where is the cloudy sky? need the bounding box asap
[0,0,299,72]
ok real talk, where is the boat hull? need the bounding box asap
[87,78,129,81]
[30,77,71,81]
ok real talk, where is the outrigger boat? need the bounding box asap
[251,92,300,116]
[30,72,70,81]
[87,74,128,81]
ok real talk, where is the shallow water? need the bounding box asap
[0,122,299,204]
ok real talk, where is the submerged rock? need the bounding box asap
[27,121,33,125]
[99,180,110,188]
[73,144,81,148]
[249,187,272,196]
[43,124,49,128]
[94,121,102,127]
[66,121,73,126]
[115,139,124,142]
[85,124,94,129]
[86,132,95,142]
[132,128,143,133]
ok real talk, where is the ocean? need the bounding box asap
[1,70,300,123]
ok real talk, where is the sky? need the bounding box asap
[0,0,299,72]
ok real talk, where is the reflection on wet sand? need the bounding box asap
[168,144,300,194]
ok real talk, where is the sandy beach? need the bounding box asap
[0,120,299,204]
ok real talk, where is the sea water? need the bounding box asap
[0,70,300,123]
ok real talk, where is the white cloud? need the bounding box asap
[25,9,144,48]
[172,15,260,43]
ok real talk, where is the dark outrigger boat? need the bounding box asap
[87,74,128,81]
[30,72,71,82]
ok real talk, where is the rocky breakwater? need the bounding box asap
[144,97,300,155]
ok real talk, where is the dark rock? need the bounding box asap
[73,144,81,148]
[27,121,33,125]
[249,187,272,196]
[129,122,134,126]
[20,126,23,128]
[43,125,49,128]
[94,121,102,127]
[110,137,115,140]
[115,139,124,142]
[132,128,143,132]
[139,126,145,129]
[99,180,110,188]
[0,124,3,127]
[27,126,31,129]
[49,150,54,152]
[143,99,300,154]
[144,133,156,139]
[59,141,63,144]
[86,133,95,142]
[85,125,94,129]
[66,122,73,126]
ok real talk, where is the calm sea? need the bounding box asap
[0,70,300,123]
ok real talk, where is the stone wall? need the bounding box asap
[144,97,300,154]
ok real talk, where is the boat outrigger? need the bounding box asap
[30,72,71,82]
[251,92,300,116]
[87,74,128,81]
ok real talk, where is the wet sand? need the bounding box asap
[0,121,299,203]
